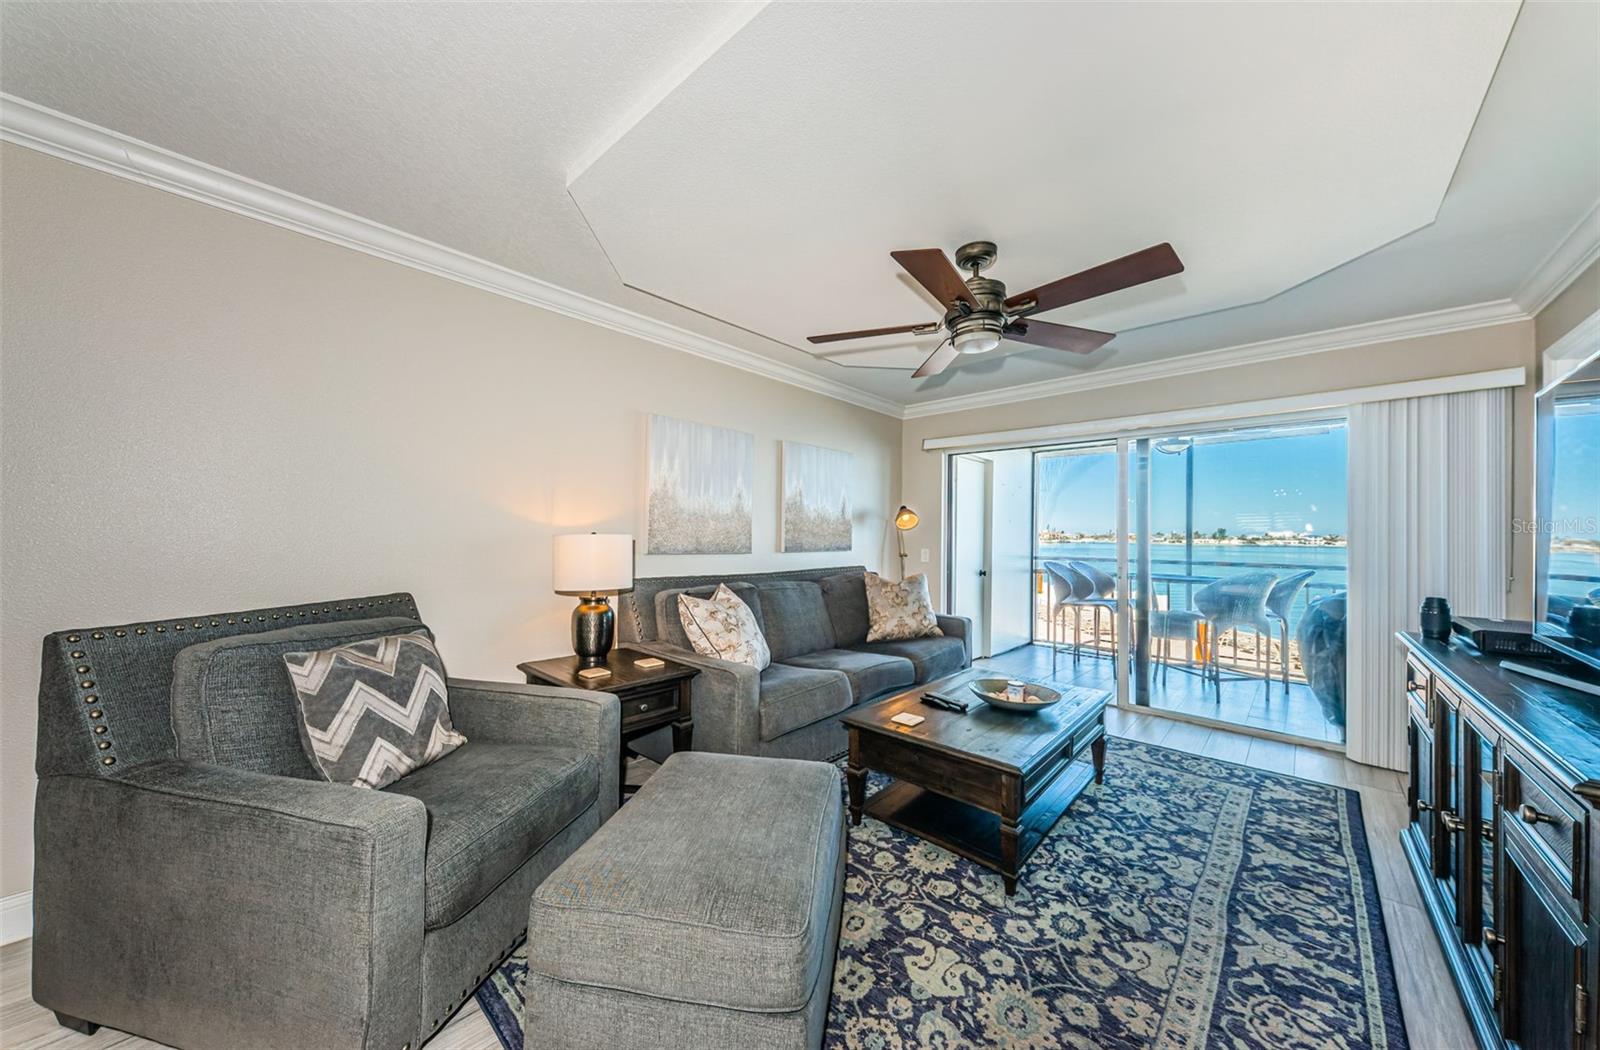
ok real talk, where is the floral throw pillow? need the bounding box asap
[677,584,771,670]
[864,571,944,643]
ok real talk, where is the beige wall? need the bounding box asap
[902,321,1540,617]
[1535,259,1600,354]
[0,144,901,901]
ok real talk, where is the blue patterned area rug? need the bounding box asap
[473,737,1406,1049]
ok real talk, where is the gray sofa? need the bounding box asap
[620,566,971,761]
[31,592,619,1050]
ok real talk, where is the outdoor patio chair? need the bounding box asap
[1193,571,1279,696]
[1067,560,1119,662]
[1043,561,1096,675]
[1146,608,1205,684]
[1264,569,1316,693]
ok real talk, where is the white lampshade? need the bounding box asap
[552,533,634,596]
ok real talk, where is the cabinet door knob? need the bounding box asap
[1483,928,1503,949]
[1416,799,1433,812]
[1439,810,1465,833]
[1519,803,1558,826]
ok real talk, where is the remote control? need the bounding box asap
[920,693,968,713]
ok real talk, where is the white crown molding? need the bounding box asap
[0,891,30,946]
[0,93,903,419]
[901,298,1531,420]
[1539,306,1600,393]
[1516,200,1600,316]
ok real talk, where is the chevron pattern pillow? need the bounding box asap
[283,630,466,790]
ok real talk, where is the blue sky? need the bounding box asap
[1550,402,1599,543]
[1036,428,1350,536]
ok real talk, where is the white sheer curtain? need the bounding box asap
[1346,388,1511,770]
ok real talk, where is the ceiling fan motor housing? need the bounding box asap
[948,273,1008,352]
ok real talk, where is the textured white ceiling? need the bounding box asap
[2,1,1595,407]
[570,2,1516,367]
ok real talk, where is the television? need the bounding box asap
[1533,343,1600,673]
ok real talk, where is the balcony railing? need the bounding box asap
[1030,554,1346,684]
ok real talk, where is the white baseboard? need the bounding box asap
[1,891,32,945]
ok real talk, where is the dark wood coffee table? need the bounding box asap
[842,669,1110,895]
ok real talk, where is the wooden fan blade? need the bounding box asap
[913,341,960,378]
[1006,243,1183,314]
[1004,319,1115,354]
[892,249,978,309]
[808,323,931,345]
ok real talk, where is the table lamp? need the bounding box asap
[553,532,634,666]
[894,505,919,576]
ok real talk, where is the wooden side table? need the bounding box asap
[518,646,697,805]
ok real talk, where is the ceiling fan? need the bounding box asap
[808,240,1184,377]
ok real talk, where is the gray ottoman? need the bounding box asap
[524,751,846,1049]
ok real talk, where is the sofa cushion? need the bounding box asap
[653,582,764,653]
[528,752,843,1013]
[757,663,851,741]
[675,584,771,670]
[384,741,598,929]
[284,630,466,790]
[864,571,943,642]
[753,580,836,660]
[850,636,968,683]
[782,648,915,702]
[170,616,426,779]
[819,572,871,646]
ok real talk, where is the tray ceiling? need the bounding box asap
[2,1,1594,409]
[569,3,1517,371]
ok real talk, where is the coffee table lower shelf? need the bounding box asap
[862,759,1096,889]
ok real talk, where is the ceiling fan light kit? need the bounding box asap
[809,239,1185,378]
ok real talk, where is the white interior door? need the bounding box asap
[952,455,992,657]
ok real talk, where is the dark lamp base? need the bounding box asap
[572,596,615,667]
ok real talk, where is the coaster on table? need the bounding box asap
[633,657,666,670]
[890,712,926,727]
[577,666,613,681]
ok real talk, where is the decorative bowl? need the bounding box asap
[969,678,1062,712]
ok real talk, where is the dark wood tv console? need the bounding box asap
[1400,632,1600,1050]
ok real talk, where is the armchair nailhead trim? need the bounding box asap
[64,595,416,772]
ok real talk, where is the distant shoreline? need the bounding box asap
[1037,536,1347,548]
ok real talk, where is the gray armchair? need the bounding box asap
[31,592,619,1050]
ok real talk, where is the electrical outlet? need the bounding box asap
[919,548,930,563]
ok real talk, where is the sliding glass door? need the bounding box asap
[1126,419,1348,743]
[956,413,1350,746]
[1032,442,1121,670]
